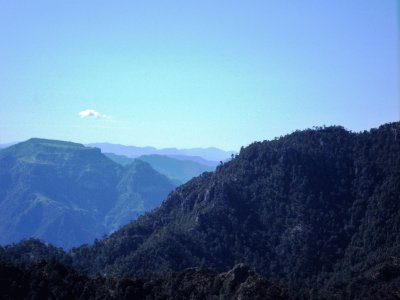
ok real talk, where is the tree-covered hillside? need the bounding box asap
[68,122,400,296]
[0,257,305,300]
[1,122,399,298]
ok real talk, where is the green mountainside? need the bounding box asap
[1,122,399,298]
[68,122,400,297]
[0,139,176,249]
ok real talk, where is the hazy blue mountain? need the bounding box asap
[157,147,235,162]
[105,160,176,232]
[0,142,17,149]
[104,152,135,166]
[0,139,176,249]
[163,155,219,167]
[87,143,235,162]
[105,152,216,185]
[87,143,157,158]
[137,154,215,185]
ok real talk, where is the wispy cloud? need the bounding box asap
[78,109,111,120]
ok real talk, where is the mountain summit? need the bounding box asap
[69,123,400,296]
[0,138,176,249]
[1,123,399,298]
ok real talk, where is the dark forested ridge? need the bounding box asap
[1,122,400,299]
[0,139,176,249]
[0,257,304,300]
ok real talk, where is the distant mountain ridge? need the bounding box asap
[166,154,219,167]
[137,154,215,185]
[104,152,216,185]
[87,142,235,162]
[0,138,176,249]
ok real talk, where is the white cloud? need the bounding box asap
[78,109,111,120]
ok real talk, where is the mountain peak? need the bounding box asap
[0,138,176,248]
[70,122,400,293]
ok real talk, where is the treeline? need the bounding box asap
[0,258,304,300]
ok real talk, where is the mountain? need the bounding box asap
[87,143,235,162]
[0,256,304,299]
[105,160,177,232]
[166,155,219,167]
[137,155,215,185]
[104,152,135,166]
[105,152,219,168]
[65,122,400,297]
[86,143,157,158]
[155,147,235,162]
[0,139,176,249]
[105,153,216,185]
[1,122,399,298]
[0,142,16,150]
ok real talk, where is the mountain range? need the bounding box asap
[0,122,399,299]
[0,139,176,249]
[87,142,235,162]
[104,153,216,185]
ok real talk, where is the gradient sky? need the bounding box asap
[0,1,398,150]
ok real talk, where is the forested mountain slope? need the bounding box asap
[70,122,400,294]
[1,123,399,298]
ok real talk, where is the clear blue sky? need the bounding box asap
[0,1,398,150]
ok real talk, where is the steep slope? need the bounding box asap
[104,152,135,166]
[137,154,215,184]
[105,160,176,232]
[0,139,120,248]
[70,123,400,293]
[0,139,176,249]
[105,153,215,185]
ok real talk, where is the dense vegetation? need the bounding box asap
[0,258,302,300]
[1,122,399,298]
[0,139,176,248]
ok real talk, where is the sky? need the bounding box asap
[0,1,398,150]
